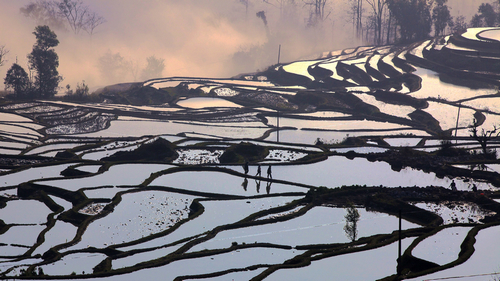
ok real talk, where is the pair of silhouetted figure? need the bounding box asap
[252,164,271,179]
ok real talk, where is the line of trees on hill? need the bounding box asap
[470,1,500,27]
[4,26,62,99]
[347,0,464,44]
[1,25,166,100]
[0,0,167,100]
[256,0,500,45]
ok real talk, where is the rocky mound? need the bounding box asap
[219,142,269,164]
[102,138,178,162]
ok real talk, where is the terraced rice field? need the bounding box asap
[1,28,500,280]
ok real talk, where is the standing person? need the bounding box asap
[450,180,457,191]
[267,165,272,179]
[243,161,249,175]
[256,164,261,177]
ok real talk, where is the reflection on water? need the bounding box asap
[269,156,480,190]
[177,97,243,109]
[411,67,496,101]
[150,170,304,196]
[241,177,248,191]
[255,180,261,193]
[266,181,272,194]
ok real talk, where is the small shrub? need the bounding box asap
[64,81,90,101]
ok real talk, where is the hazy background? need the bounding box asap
[0,0,487,91]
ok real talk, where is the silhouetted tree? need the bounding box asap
[20,0,66,31]
[479,3,497,26]
[4,63,30,98]
[432,0,452,37]
[366,0,388,45]
[451,15,467,34]
[64,80,89,101]
[469,117,499,158]
[470,14,484,28]
[57,0,95,34]
[140,56,165,81]
[21,0,105,36]
[344,203,360,242]
[304,0,330,27]
[83,11,106,37]
[348,0,364,38]
[388,0,431,42]
[470,3,497,27]
[27,25,62,98]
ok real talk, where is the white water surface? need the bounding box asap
[190,206,418,251]
[406,225,500,281]
[40,164,173,191]
[412,227,472,265]
[267,238,415,281]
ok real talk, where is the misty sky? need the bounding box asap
[0,0,488,90]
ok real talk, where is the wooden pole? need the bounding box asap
[398,209,402,274]
[277,44,281,64]
[398,209,402,259]
[455,103,461,143]
[277,110,280,143]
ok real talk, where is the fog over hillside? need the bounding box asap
[0,0,490,90]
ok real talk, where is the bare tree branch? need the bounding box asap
[469,117,500,157]
[303,0,329,27]
[21,0,106,37]
[365,0,387,45]
[57,0,90,35]
[83,11,106,37]
[0,45,9,67]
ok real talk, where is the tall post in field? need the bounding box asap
[455,103,461,143]
[277,110,280,143]
[277,44,281,64]
[398,209,402,274]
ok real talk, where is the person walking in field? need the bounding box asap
[267,165,272,179]
[243,161,249,175]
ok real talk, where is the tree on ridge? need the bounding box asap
[27,25,62,98]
